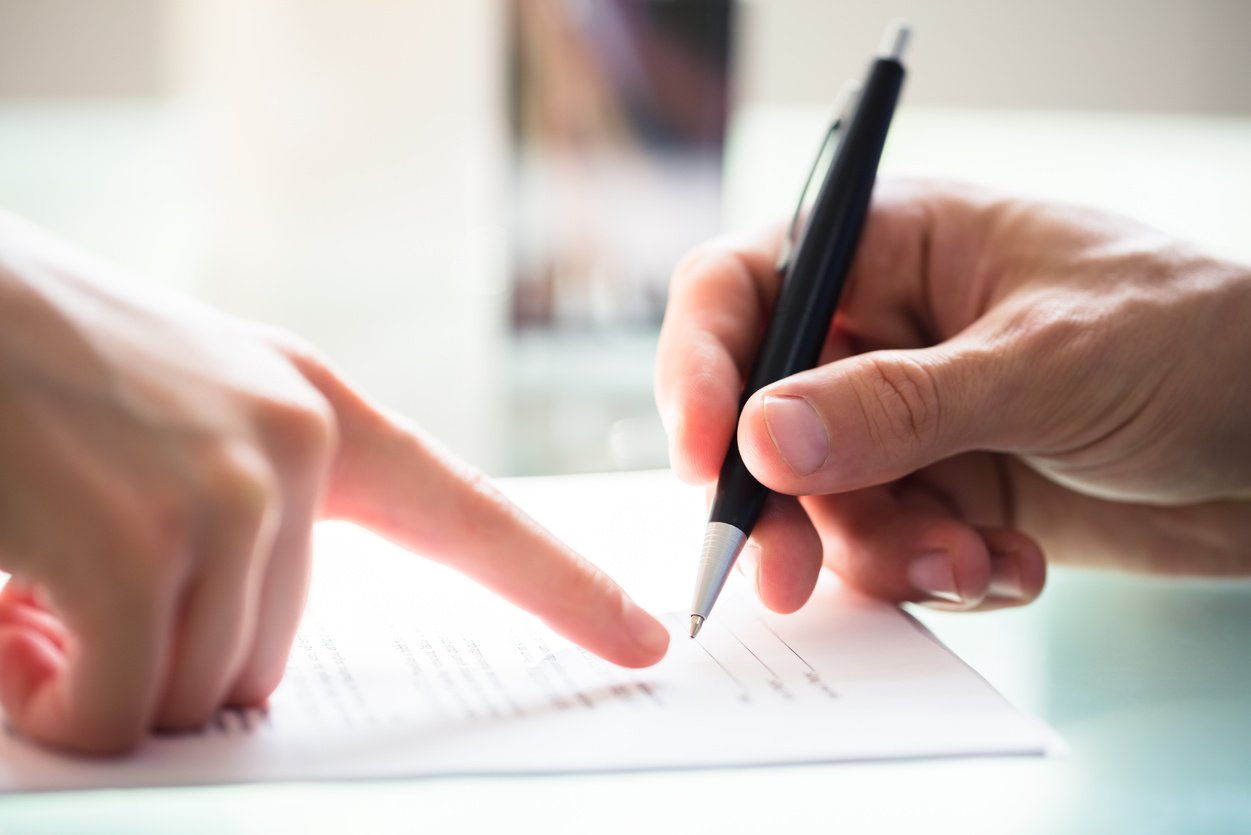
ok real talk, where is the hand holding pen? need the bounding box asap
[656,71,1251,618]
[682,21,914,634]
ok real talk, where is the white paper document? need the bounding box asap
[0,471,1057,791]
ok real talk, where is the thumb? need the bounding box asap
[738,345,1003,495]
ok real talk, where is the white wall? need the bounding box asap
[164,1,511,468]
[2,0,1249,474]
[736,0,1251,114]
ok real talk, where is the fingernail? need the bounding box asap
[623,598,670,657]
[763,395,829,476]
[908,551,963,604]
[989,553,1025,600]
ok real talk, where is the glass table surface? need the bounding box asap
[1,566,1248,835]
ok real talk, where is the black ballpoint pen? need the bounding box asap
[690,21,910,638]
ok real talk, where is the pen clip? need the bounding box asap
[776,81,861,276]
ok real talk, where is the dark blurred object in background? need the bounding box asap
[508,0,733,331]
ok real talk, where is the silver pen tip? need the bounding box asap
[878,19,911,61]
[689,615,705,639]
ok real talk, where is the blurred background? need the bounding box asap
[2,0,1249,477]
[4,8,1251,828]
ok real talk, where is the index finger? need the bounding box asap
[289,351,670,669]
[654,227,786,484]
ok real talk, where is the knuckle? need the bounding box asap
[853,354,942,450]
[248,323,318,365]
[196,441,278,530]
[257,394,339,470]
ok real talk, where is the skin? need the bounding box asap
[655,179,1251,615]
[0,211,669,755]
